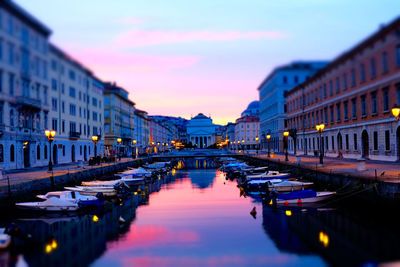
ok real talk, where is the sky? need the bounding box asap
[16,0,400,125]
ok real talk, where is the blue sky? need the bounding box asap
[16,0,400,124]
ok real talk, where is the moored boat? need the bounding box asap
[16,197,80,212]
[276,189,336,205]
[36,191,102,206]
[246,171,292,181]
[267,180,314,192]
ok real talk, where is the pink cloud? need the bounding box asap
[115,30,288,47]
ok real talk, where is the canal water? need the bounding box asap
[3,168,400,266]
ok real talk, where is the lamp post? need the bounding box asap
[45,130,56,171]
[92,135,98,164]
[117,138,122,161]
[267,134,271,157]
[283,131,289,161]
[392,104,400,121]
[316,124,325,165]
[132,140,137,158]
[255,137,259,154]
[242,139,245,152]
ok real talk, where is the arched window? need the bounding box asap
[37,145,40,160]
[44,145,48,159]
[10,145,15,162]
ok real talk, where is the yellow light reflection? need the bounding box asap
[285,210,292,216]
[93,215,99,222]
[319,231,330,247]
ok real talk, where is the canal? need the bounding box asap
[3,168,400,266]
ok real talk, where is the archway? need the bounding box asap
[84,145,87,161]
[71,145,75,162]
[397,127,400,161]
[53,144,58,164]
[362,130,369,158]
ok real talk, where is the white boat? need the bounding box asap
[267,180,314,192]
[120,177,145,186]
[120,167,153,178]
[64,186,117,197]
[81,179,121,187]
[276,190,336,205]
[36,191,100,206]
[246,171,292,181]
[247,179,283,188]
[16,197,80,212]
[0,228,11,249]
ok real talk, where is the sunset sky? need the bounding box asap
[17,0,400,125]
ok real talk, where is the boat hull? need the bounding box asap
[276,192,336,204]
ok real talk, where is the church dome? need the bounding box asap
[241,101,259,117]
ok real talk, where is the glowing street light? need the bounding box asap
[283,131,289,161]
[392,104,400,121]
[117,138,122,161]
[316,124,325,165]
[45,130,56,171]
[266,134,271,157]
[92,135,99,162]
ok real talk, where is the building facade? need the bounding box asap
[104,83,135,157]
[258,61,328,152]
[234,116,260,151]
[285,17,400,161]
[149,119,171,153]
[0,1,52,170]
[49,44,105,164]
[134,109,149,154]
[186,113,216,148]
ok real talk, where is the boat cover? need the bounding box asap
[277,189,317,200]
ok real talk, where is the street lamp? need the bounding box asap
[316,124,325,165]
[283,131,289,161]
[133,140,137,158]
[45,130,56,171]
[266,134,271,157]
[92,135,98,163]
[392,104,400,121]
[242,139,245,152]
[117,138,122,161]
[255,137,259,154]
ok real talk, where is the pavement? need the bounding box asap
[248,152,400,183]
[0,157,136,187]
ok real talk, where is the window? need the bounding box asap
[354,133,358,150]
[323,84,327,99]
[52,118,57,131]
[350,69,356,87]
[92,111,97,121]
[371,91,377,115]
[44,112,48,129]
[69,104,76,116]
[69,70,75,80]
[335,77,340,93]
[0,144,3,162]
[37,145,40,160]
[383,87,389,112]
[69,87,76,98]
[352,98,357,119]
[382,52,388,74]
[51,79,57,90]
[294,76,298,83]
[9,109,14,127]
[283,76,287,84]
[62,120,65,133]
[8,42,14,65]
[8,73,14,96]
[361,95,366,117]
[44,145,47,159]
[360,64,365,83]
[344,101,348,121]
[62,101,65,113]
[370,57,376,78]
[51,98,57,111]
[396,45,400,67]
[324,108,328,124]
[43,86,48,105]
[70,121,76,133]
[10,144,14,162]
[331,136,335,150]
[373,131,378,151]
[345,134,349,150]
[92,97,97,107]
[329,80,333,96]
[385,130,390,151]
[63,145,65,156]
[342,73,348,90]
[397,83,400,105]
[336,103,341,122]
[330,105,334,123]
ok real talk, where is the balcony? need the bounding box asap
[16,96,42,110]
[69,131,81,140]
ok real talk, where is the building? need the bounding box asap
[232,101,260,151]
[186,113,216,148]
[285,17,400,161]
[133,109,149,154]
[258,61,328,153]
[149,115,188,143]
[103,82,135,157]
[0,1,52,170]
[149,118,171,153]
[224,122,236,149]
[49,44,105,164]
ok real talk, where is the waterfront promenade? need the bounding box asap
[250,153,400,183]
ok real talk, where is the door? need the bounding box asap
[84,145,87,161]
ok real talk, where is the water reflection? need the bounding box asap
[188,169,216,189]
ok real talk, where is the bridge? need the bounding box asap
[151,149,236,160]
